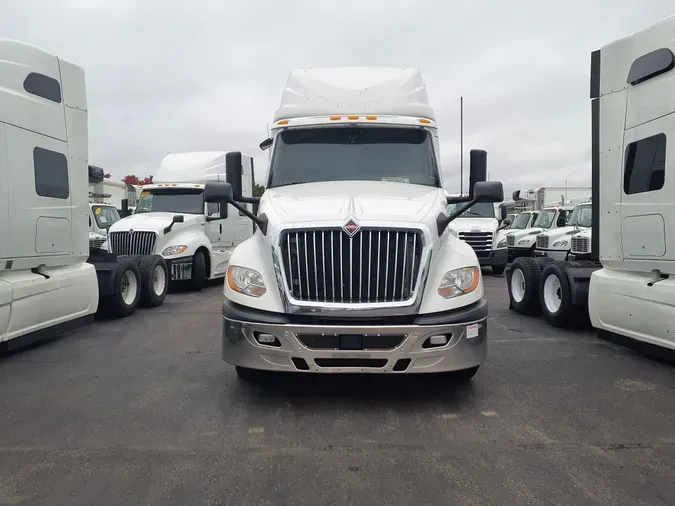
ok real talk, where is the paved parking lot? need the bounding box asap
[2,275,675,505]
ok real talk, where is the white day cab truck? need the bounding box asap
[533,199,592,261]
[447,197,509,274]
[505,191,590,261]
[0,40,171,352]
[201,66,504,382]
[106,152,255,291]
[506,16,675,354]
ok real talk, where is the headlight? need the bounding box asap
[228,265,266,297]
[517,238,532,245]
[438,267,480,299]
[497,239,507,248]
[162,245,188,256]
[552,240,569,248]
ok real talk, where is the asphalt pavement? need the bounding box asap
[1,275,675,506]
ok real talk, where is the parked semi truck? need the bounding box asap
[107,151,255,291]
[0,39,169,351]
[202,66,504,382]
[506,15,675,352]
[533,199,592,261]
[506,195,589,260]
[447,197,509,274]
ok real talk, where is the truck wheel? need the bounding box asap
[539,261,575,328]
[507,257,543,315]
[235,366,267,384]
[138,255,169,307]
[107,257,141,317]
[188,250,206,291]
[535,256,555,268]
[492,263,506,275]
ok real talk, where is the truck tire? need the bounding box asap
[138,255,169,307]
[188,250,206,291]
[507,257,543,315]
[535,256,555,268]
[492,263,506,275]
[106,257,141,318]
[539,261,576,328]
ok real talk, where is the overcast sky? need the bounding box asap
[2,0,673,196]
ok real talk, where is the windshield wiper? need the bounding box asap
[461,211,484,217]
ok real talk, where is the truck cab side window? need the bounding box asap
[207,202,220,216]
[624,133,666,195]
[33,147,69,199]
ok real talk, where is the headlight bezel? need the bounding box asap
[162,245,188,256]
[437,266,480,299]
[552,239,570,248]
[228,265,267,298]
[497,238,507,248]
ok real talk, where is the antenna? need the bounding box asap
[460,96,464,195]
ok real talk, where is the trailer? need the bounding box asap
[506,16,675,353]
[0,39,168,352]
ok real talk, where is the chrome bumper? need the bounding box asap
[221,300,488,374]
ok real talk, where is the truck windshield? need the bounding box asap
[135,188,204,215]
[447,202,495,218]
[533,209,557,229]
[510,212,532,230]
[91,205,120,229]
[268,126,440,188]
[567,205,592,227]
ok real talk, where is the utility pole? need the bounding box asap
[460,96,464,195]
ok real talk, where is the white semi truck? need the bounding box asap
[0,40,169,351]
[533,199,592,261]
[202,66,504,382]
[107,151,255,291]
[506,15,675,353]
[447,199,509,274]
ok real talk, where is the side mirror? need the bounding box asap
[468,149,487,199]
[204,182,233,203]
[473,181,504,203]
[226,151,243,201]
[163,214,184,234]
[498,218,512,231]
[259,138,273,151]
[500,205,508,220]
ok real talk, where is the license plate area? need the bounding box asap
[338,334,363,350]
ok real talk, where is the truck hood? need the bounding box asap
[265,181,442,224]
[540,225,588,241]
[448,217,498,233]
[109,212,202,234]
[508,228,543,240]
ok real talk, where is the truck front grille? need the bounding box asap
[536,235,549,249]
[108,231,157,256]
[571,236,589,253]
[507,234,515,246]
[279,228,424,303]
[89,237,105,251]
[458,231,493,252]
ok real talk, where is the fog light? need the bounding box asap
[422,334,450,349]
[255,333,280,347]
[429,335,448,345]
